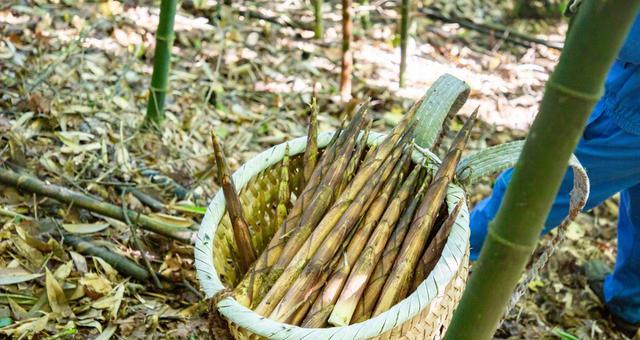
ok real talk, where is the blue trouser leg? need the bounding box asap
[469,107,640,323]
[605,184,640,324]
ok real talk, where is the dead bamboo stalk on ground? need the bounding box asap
[211,131,257,273]
[372,110,476,316]
[0,168,193,243]
[328,164,421,326]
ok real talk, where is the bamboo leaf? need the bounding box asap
[0,268,43,286]
[170,204,207,215]
[45,268,74,318]
[61,222,110,234]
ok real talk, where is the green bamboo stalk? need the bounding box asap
[399,0,410,88]
[0,168,193,243]
[211,131,257,273]
[145,0,177,125]
[410,200,462,291]
[340,0,353,101]
[301,147,408,328]
[303,99,319,185]
[328,164,420,326]
[445,2,640,339]
[313,0,324,39]
[352,172,428,323]
[359,0,371,30]
[373,111,476,316]
[268,143,411,322]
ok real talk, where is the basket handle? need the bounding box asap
[413,73,470,150]
[454,140,590,314]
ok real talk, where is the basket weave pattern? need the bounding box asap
[195,132,470,339]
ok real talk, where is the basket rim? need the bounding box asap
[194,131,470,339]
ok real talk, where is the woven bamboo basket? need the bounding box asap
[195,130,471,340]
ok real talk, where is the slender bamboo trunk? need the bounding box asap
[410,200,462,291]
[313,0,324,39]
[445,2,640,339]
[373,111,476,316]
[211,131,257,272]
[0,168,193,243]
[340,0,353,101]
[399,0,410,88]
[145,0,177,125]
[359,0,371,30]
[268,144,411,322]
[301,147,407,327]
[328,164,420,326]
[352,173,428,323]
[234,124,343,307]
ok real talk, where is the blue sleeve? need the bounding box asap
[618,14,640,65]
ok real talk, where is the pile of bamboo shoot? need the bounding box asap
[212,102,477,328]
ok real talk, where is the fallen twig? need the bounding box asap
[0,167,194,243]
[419,8,564,50]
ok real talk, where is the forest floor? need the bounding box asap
[0,0,628,339]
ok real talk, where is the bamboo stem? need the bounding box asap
[0,168,193,243]
[340,0,353,101]
[399,0,410,88]
[373,111,476,316]
[445,1,640,338]
[359,0,371,30]
[64,234,150,282]
[121,191,162,289]
[211,131,257,273]
[313,0,324,39]
[145,0,177,125]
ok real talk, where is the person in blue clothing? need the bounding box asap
[469,5,640,337]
